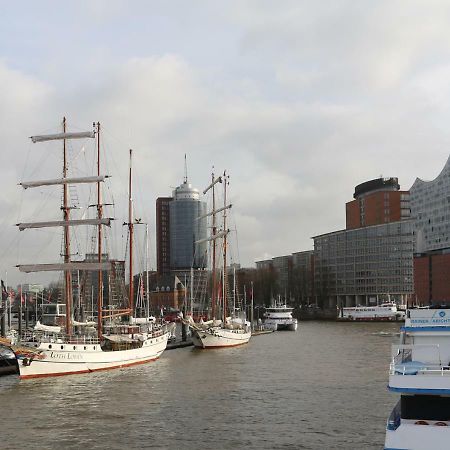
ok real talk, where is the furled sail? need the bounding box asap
[72,320,97,327]
[195,229,229,244]
[18,262,112,273]
[30,131,95,143]
[34,321,61,333]
[20,175,106,189]
[197,204,232,220]
[17,218,112,231]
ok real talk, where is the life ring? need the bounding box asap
[435,422,447,426]
[415,420,429,425]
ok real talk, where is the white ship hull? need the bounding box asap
[264,319,298,331]
[18,332,169,379]
[384,309,450,449]
[340,304,404,321]
[191,327,251,349]
[385,417,450,450]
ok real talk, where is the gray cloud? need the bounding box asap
[1,2,450,286]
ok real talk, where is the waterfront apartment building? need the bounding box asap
[410,155,450,303]
[156,177,207,275]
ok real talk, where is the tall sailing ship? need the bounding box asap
[16,118,171,379]
[188,171,251,349]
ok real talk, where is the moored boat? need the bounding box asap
[263,301,298,331]
[188,170,251,349]
[384,307,450,449]
[16,119,171,379]
[339,302,405,321]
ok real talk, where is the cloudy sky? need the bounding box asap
[1,0,450,286]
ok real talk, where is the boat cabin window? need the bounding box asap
[42,304,66,315]
[401,395,450,421]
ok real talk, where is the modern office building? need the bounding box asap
[291,250,315,302]
[169,178,207,271]
[271,255,292,295]
[310,176,414,308]
[156,175,207,275]
[313,221,414,308]
[255,251,314,303]
[410,155,450,303]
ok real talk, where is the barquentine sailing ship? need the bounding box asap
[16,118,171,379]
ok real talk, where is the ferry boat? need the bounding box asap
[340,303,405,321]
[384,308,450,450]
[263,302,298,331]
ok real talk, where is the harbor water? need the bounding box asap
[0,321,398,449]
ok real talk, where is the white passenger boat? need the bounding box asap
[263,303,298,331]
[340,303,405,321]
[16,119,171,379]
[384,308,450,450]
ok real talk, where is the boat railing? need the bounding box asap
[21,330,101,345]
[390,344,447,375]
[386,400,401,431]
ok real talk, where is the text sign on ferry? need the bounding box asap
[409,310,450,326]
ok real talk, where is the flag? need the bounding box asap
[1,280,7,301]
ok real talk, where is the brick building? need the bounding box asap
[156,197,172,275]
[346,177,410,229]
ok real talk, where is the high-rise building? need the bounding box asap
[169,179,207,271]
[156,175,207,275]
[156,197,172,275]
[346,177,410,229]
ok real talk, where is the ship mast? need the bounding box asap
[128,149,134,317]
[211,171,217,320]
[96,122,103,339]
[62,117,73,336]
[222,171,228,326]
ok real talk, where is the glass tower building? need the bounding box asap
[169,180,207,270]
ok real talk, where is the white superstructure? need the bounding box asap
[264,303,298,331]
[384,308,450,450]
[341,303,405,321]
